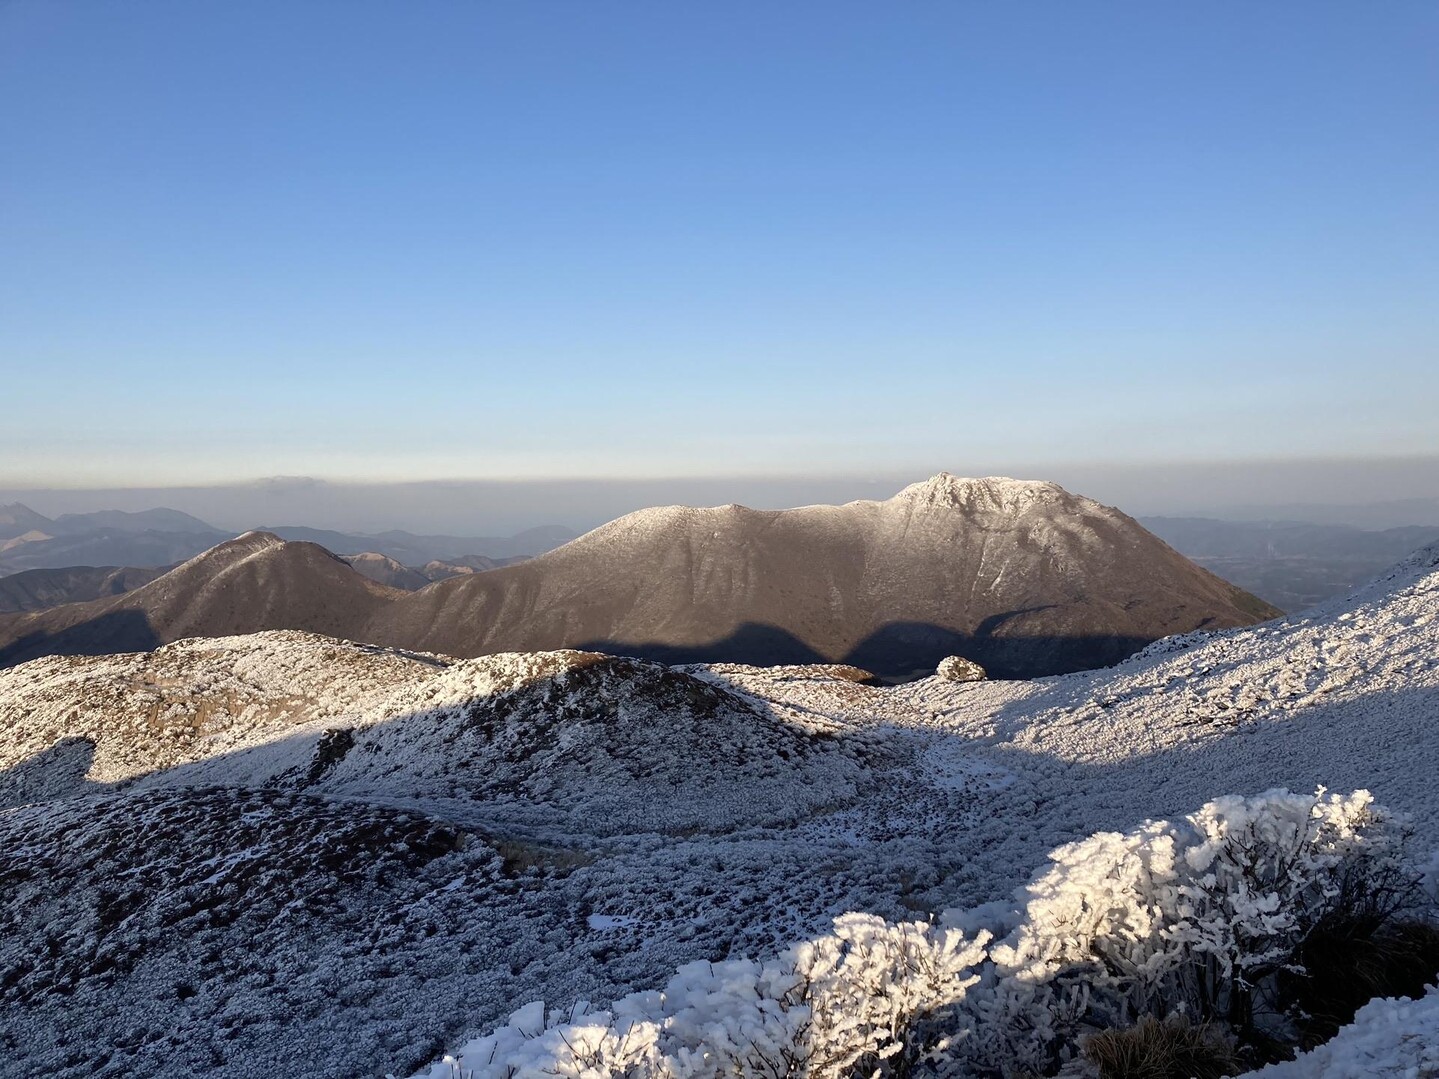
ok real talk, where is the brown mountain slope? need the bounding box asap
[0,532,403,667]
[342,552,433,591]
[362,475,1279,678]
[0,564,167,614]
[0,478,1281,678]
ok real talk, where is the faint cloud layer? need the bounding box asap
[3,457,1437,535]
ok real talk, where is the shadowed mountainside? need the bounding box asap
[0,564,168,614]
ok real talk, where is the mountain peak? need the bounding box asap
[893,474,1065,511]
[229,529,287,547]
[0,503,58,544]
[0,502,51,524]
[157,530,288,568]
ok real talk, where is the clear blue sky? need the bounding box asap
[2,1,1436,487]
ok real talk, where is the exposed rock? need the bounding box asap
[936,655,987,682]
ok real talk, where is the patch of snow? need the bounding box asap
[587,914,639,931]
[1238,986,1439,1078]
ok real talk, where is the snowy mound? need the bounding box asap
[309,651,878,833]
[0,631,446,805]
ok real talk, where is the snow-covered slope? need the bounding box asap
[0,542,1434,1077]
[1240,986,1439,1078]
[136,649,880,835]
[0,631,446,806]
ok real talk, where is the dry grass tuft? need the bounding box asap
[1082,1015,1241,1079]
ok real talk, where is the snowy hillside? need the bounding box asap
[0,542,1435,1076]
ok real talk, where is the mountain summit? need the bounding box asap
[365,474,1278,677]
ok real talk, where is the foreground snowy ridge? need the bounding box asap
[409,788,1433,1078]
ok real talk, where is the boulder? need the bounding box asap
[936,655,987,682]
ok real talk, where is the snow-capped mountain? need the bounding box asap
[0,540,1434,1077]
[367,473,1278,678]
[0,476,1280,678]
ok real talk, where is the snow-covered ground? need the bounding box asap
[0,543,1436,1077]
[1240,986,1439,1078]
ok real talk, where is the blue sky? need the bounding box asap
[2,1,1436,488]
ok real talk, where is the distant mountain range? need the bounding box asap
[8,495,1437,623]
[1140,516,1439,612]
[0,475,1279,679]
[0,502,575,576]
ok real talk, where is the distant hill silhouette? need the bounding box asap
[0,502,574,576]
[1141,516,1439,611]
[0,565,168,614]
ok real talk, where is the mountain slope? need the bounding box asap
[0,502,56,543]
[0,564,167,613]
[343,551,433,590]
[0,477,1280,678]
[0,532,403,667]
[369,474,1279,678]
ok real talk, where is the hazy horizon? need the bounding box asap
[4,3,1436,492]
[5,455,1439,535]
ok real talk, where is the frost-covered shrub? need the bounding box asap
[944,788,1416,1076]
[413,913,989,1079]
[411,790,1424,1079]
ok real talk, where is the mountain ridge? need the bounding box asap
[0,476,1281,678]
